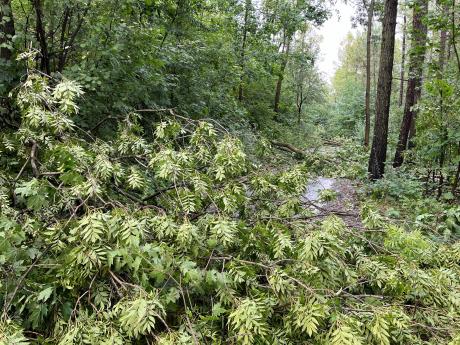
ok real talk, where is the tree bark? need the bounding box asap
[32,0,51,75]
[0,0,15,61]
[270,140,306,158]
[364,0,374,147]
[439,6,448,72]
[57,6,71,72]
[452,142,460,194]
[368,0,398,179]
[451,0,460,73]
[274,33,291,115]
[296,88,303,122]
[399,15,406,107]
[238,0,250,102]
[57,3,91,72]
[393,0,428,167]
[0,0,16,128]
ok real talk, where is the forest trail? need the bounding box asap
[302,176,362,228]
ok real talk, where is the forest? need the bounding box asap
[0,0,459,343]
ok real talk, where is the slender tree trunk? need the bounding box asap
[407,89,420,148]
[0,0,16,128]
[453,160,460,193]
[393,0,428,167]
[439,5,448,71]
[57,6,71,72]
[438,116,447,198]
[274,34,291,115]
[364,0,375,147]
[32,0,51,75]
[373,38,377,94]
[451,0,460,72]
[296,88,303,123]
[368,0,398,179]
[452,142,460,193]
[238,0,250,102]
[57,3,91,72]
[0,0,15,61]
[399,15,406,107]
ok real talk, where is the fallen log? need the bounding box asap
[270,140,305,158]
[270,140,339,165]
[322,139,342,147]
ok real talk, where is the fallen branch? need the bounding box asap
[322,139,342,147]
[91,116,123,132]
[270,140,305,158]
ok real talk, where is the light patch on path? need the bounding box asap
[301,177,336,205]
[302,177,363,229]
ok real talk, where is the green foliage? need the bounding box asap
[319,189,338,202]
[228,298,270,344]
[1,66,460,344]
[368,168,424,200]
[329,33,367,139]
[0,321,29,345]
[1,0,331,151]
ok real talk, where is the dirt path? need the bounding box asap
[302,177,362,229]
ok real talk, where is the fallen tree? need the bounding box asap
[1,73,459,344]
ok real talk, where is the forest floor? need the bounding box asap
[302,177,363,229]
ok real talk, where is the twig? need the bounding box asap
[14,158,30,181]
[91,116,123,132]
[142,185,177,201]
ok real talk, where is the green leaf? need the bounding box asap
[37,287,53,302]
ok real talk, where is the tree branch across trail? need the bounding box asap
[270,140,306,157]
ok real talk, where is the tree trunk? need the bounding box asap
[368,0,398,179]
[364,0,374,147]
[407,88,420,148]
[399,15,406,107]
[373,38,377,94]
[57,6,71,73]
[0,0,15,61]
[274,34,291,115]
[238,0,250,102]
[297,88,303,123]
[451,0,460,73]
[439,6,448,72]
[452,142,460,194]
[32,0,51,75]
[437,121,448,198]
[393,0,428,167]
[0,0,16,128]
